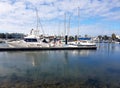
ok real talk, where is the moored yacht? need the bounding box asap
[7,29,50,48]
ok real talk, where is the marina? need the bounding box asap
[0,29,97,51]
[0,0,120,88]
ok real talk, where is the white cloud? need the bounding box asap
[0,0,120,35]
[0,2,12,14]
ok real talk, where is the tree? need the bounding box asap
[0,33,5,38]
[69,36,74,41]
[75,35,78,41]
[98,35,102,40]
[103,35,109,40]
[111,33,116,40]
[85,34,88,38]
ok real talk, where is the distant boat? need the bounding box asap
[112,41,120,44]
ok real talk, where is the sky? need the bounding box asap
[0,0,120,36]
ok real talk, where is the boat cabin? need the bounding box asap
[24,38,38,42]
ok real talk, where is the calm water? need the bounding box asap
[0,43,120,88]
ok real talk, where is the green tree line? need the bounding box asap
[98,33,120,41]
[0,33,24,39]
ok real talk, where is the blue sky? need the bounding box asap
[0,0,120,36]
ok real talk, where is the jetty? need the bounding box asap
[0,46,97,51]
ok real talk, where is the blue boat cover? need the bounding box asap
[78,38,91,40]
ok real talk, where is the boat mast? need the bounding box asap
[64,12,68,45]
[64,12,67,36]
[34,8,39,36]
[36,8,39,31]
[77,7,80,41]
[67,14,72,37]
[35,8,45,36]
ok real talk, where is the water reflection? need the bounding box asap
[0,43,120,87]
[72,50,95,56]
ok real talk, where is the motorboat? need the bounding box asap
[7,29,50,48]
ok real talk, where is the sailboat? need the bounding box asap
[76,7,96,46]
[63,13,78,47]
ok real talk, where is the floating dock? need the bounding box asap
[0,46,97,51]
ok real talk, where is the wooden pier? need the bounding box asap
[0,46,97,51]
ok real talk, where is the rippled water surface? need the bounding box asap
[0,43,120,88]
